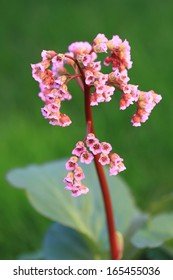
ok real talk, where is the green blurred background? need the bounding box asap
[1,0,173,259]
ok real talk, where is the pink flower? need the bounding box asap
[101,142,112,154]
[107,35,122,50]
[80,150,94,164]
[56,86,72,101]
[68,42,92,55]
[55,75,67,86]
[120,93,134,110]
[47,102,60,113]
[49,118,60,126]
[72,141,86,157]
[41,50,57,60]
[38,91,47,102]
[95,83,106,94]
[120,85,140,110]
[74,166,85,181]
[119,70,130,84]
[41,106,50,119]
[31,63,44,82]
[98,153,110,165]
[108,70,130,86]
[63,172,74,184]
[65,178,89,197]
[89,142,102,155]
[65,156,78,171]
[52,54,65,66]
[80,54,92,66]
[91,61,101,72]
[64,158,88,196]
[36,69,54,88]
[58,113,72,127]
[130,85,140,102]
[97,73,108,84]
[51,54,65,73]
[90,92,99,106]
[65,184,74,191]
[85,70,95,85]
[109,163,126,176]
[103,86,115,102]
[71,184,89,197]
[90,92,105,106]
[105,35,132,72]
[131,112,144,127]
[153,92,162,104]
[131,90,162,126]
[110,162,126,176]
[122,84,139,99]
[86,133,99,148]
[45,92,55,103]
[43,109,71,127]
[109,153,126,175]
[93,33,108,53]
[78,184,89,195]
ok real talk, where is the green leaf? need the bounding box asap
[131,212,173,248]
[43,223,100,260]
[17,250,45,260]
[146,247,173,260]
[7,159,139,244]
[126,209,149,237]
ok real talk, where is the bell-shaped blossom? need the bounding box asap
[89,142,102,155]
[72,141,86,157]
[99,153,110,165]
[80,150,94,164]
[101,142,112,154]
[74,166,85,181]
[86,133,99,147]
[109,153,126,176]
[65,156,78,171]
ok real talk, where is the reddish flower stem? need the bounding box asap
[84,83,120,260]
[65,54,120,259]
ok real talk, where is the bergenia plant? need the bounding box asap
[31,33,162,260]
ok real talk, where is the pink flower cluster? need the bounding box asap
[91,34,162,126]
[104,35,132,71]
[131,90,162,126]
[108,71,162,126]
[31,51,72,127]
[64,134,126,196]
[32,33,162,127]
[31,33,162,198]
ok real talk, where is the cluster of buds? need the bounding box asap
[64,134,125,196]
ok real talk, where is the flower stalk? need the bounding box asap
[31,33,162,260]
[84,81,120,259]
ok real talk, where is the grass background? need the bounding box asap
[1,0,173,259]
